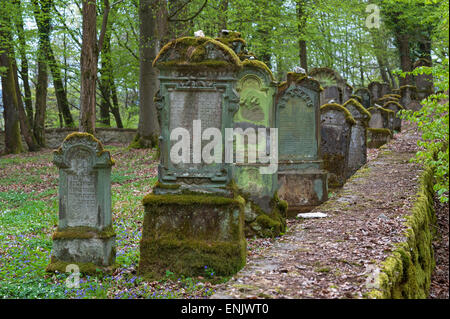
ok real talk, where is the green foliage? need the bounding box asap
[399,58,449,202]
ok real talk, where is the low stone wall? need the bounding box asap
[368,167,436,298]
[0,127,137,152]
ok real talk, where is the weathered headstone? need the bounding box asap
[343,99,371,176]
[343,82,354,103]
[368,81,383,102]
[139,36,247,280]
[413,58,434,100]
[383,101,404,131]
[276,72,328,214]
[320,85,342,105]
[380,82,392,96]
[367,107,394,135]
[375,94,400,106]
[354,88,372,109]
[320,103,355,188]
[47,133,116,273]
[232,52,286,237]
[367,128,391,148]
[400,85,420,111]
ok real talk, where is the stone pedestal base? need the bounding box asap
[47,227,116,273]
[278,169,328,217]
[139,194,246,280]
[367,128,392,148]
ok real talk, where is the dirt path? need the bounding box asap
[211,123,424,299]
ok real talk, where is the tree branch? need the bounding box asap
[168,0,207,22]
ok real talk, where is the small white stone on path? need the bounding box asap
[297,212,328,219]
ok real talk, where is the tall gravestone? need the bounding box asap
[320,103,355,188]
[227,37,285,237]
[343,99,371,176]
[368,107,394,133]
[343,83,353,103]
[368,81,383,102]
[380,83,392,96]
[383,101,403,131]
[139,36,247,279]
[400,85,420,111]
[47,133,116,273]
[276,72,328,215]
[354,88,372,109]
[413,58,434,100]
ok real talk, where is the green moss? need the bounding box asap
[46,257,116,275]
[142,193,244,207]
[367,167,436,299]
[320,103,356,126]
[384,101,404,110]
[153,37,242,70]
[153,181,181,190]
[367,128,391,135]
[52,225,116,240]
[343,98,372,120]
[129,133,159,150]
[242,59,274,81]
[350,95,363,103]
[399,85,418,91]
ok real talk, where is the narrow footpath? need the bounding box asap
[211,123,425,299]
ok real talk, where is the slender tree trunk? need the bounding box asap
[110,80,123,128]
[79,0,98,134]
[14,0,34,127]
[135,0,164,148]
[219,0,228,31]
[296,0,308,71]
[0,39,23,154]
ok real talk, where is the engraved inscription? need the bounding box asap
[169,90,223,169]
[279,97,316,159]
[66,150,98,227]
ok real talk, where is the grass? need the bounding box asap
[0,145,217,299]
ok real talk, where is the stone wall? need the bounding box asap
[0,127,137,152]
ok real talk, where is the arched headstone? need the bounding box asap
[383,101,404,131]
[47,133,116,273]
[276,72,328,214]
[354,88,372,109]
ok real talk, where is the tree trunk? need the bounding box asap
[110,80,123,128]
[296,0,308,71]
[79,0,98,134]
[135,0,164,148]
[396,33,413,86]
[0,42,23,154]
[14,0,34,127]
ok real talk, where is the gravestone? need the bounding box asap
[139,35,247,280]
[376,94,400,106]
[47,133,116,273]
[320,85,342,105]
[231,45,286,237]
[343,82,353,103]
[383,101,403,131]
[413,58,433,100]
[320,103,355,188]
[354,88,372,109]
[367,107,394,135]
[343,99,371,176]
[368,81,383,102]
[400,85,420,111]
[367,128,391,148]
[276,72,328,215]
[380,83,391,96]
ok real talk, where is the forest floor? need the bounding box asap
[211,122,449,299]
[0,122,447,299]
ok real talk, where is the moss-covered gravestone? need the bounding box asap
[400,85,420,111]
[368,107,394,135]
[232,55,286,237]
[413,58,433,100]
[320,103,355,188]
[276,73,328,215]
[343,99,371,177]
[367,128,391,148]
[354,88,372,109]
[139,36,246,280]
[383,101,404,132]
[47,133,116,273]
[380,83,392,96]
